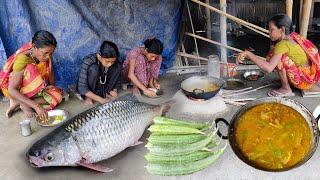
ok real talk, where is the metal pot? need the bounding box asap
[215,97,319,172]
[243,70,264,81]
[181,76,224,100]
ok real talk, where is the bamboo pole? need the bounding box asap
[221,87,253,96]
[238,21,270,38]
[220,0,227,63]
[205,0,212,39]
[176,52,234,65]
[223,98,256,102]
[300,0,312,38]
[223,99,246,106]
[286,0,293,19]
[169,65,203,69]
[299,0,303,23]
[222,84,274,97]
[177,52,209,61]
[191,0,269,34]
[186,32,267,61]
[181,43,189,66]
[186,1,200,66]
[186,32,242,52]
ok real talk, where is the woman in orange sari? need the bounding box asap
[0,30,62,119]
[237,14,320,97]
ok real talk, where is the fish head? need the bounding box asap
[27,142,66,167]
[27,128,80,167]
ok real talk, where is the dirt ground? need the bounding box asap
[1,72,320,180]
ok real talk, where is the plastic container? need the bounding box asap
[221,63,237,78]
[20,119,32,136]
[208,55,220,78]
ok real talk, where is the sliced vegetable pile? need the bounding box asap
[145,116,227,176]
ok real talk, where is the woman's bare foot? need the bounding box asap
[20,104,37,118]
[272,87,292,94]
[268,87,295,97]
[84,97,93,106]
[5,99,20,118]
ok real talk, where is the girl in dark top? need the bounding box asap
[77,41,122,105]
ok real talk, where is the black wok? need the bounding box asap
[181,76,224,99]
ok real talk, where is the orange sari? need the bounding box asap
[0,42,62,110]
[269,32,320,90]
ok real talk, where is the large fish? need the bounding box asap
[27,94,170,172]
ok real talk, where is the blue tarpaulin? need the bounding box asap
[0,0,182,89]
[0,39,6,69]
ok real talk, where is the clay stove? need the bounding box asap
[167,90,228,121]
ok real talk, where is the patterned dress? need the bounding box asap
[122,47,162,86]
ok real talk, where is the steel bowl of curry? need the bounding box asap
[215,97,319,172]
[243,70,264,81]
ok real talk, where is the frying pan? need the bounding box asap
[181,76,224,99]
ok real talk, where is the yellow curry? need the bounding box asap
[204,83,218,92]
[235,103,312,170]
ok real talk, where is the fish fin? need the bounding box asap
[130,141,143,147]
[160,100,175,116]
[114,93,139,102]
[76,160,113,173]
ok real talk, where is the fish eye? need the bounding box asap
[45,153,54,162]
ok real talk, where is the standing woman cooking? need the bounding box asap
[122,38,163,97]
[237,14,320,97]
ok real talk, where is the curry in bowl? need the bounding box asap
[235,103,312,170]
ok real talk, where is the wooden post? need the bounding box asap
[186,1,200,65]
[205,0,212,39]
[220,0,227,63]
[286,0,293,19]
[299,0,303,23]
[300,0,312,38]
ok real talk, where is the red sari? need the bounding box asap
[0,42,62,110]
[269,32,320,90]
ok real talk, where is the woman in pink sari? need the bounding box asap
[237,14,320,97]
[122,38,163,97]
[0,30,62,119]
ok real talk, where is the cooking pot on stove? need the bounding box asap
[181,76,224,100]
[215,97,319,172]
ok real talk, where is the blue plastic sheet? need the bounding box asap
[0,0,182,89]
[0,38,6,69]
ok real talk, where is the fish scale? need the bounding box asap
[69,100,160,163]
[27,96,168,170]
